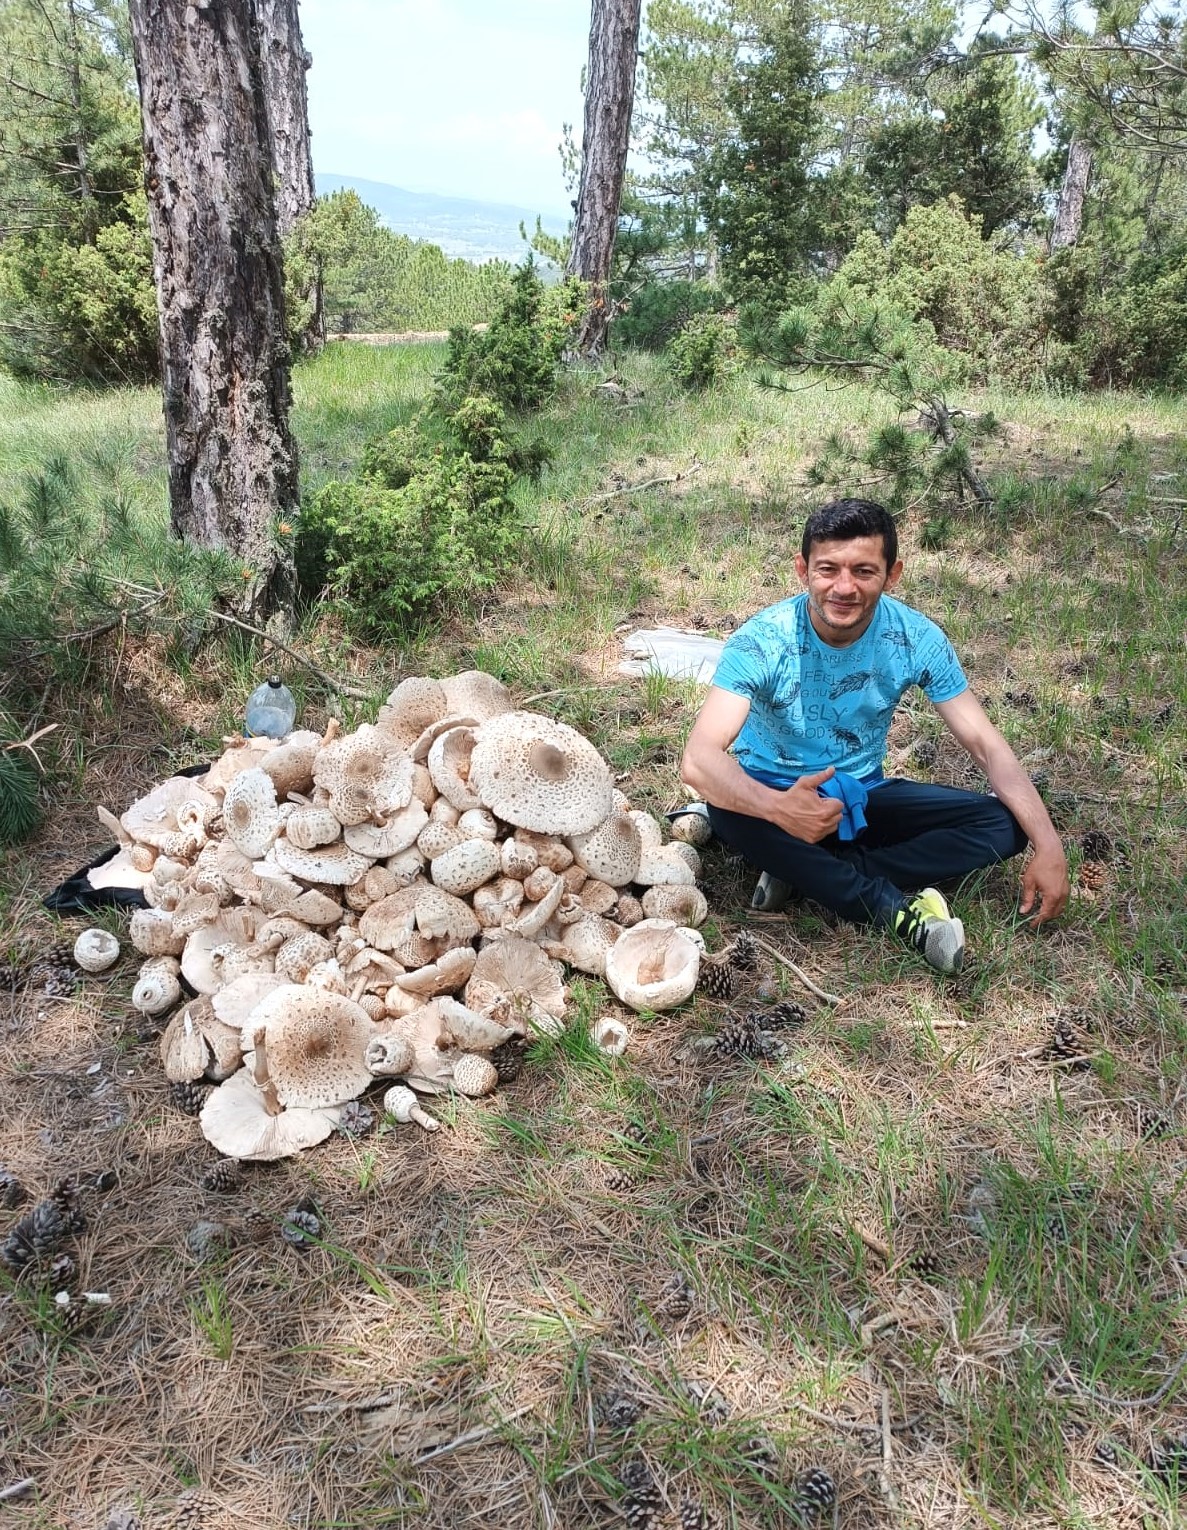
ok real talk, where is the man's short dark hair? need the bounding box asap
[801,498,897,569]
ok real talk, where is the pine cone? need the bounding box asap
[1092,1436,1121,1467]
[1151,1432,1187,1485]
[337,1099,376,1137]
[240,1206,272,1244]
[171,1080,210,1116]
[618,1458,663,1530]
[49,1251,76,1287]
[764,1000,808,1029]
[0,1168,28,1209]
[281,1198,321,1251]
[1080,829,1113,861]
[740,1436,779,1478]
[490,1034,528,1083]
[163,1489,219,1530]
[49,1177,86,1235]
[1046,1018,1091,1068]
[679,1499,720,1530]
[792,1467,837,1519]
[682,1378,728,1425]
[729,930,758,972]
[711,1012,784,1061]
[1077,860,1107,892]
[0,1191,77,1271]
[200,1158,242,1194]
[905,1249,942,1280]
[596,1388,643,1430]
[54,1292,106,1337]
[658,1272,695,1320]
[697,955,734,1000]
[1136,1103,1174,1141]
[0,956,24,991]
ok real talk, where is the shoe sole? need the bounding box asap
[925,917,965,975]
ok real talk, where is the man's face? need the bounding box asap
[794,534,903,645]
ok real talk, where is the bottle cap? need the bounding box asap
[267,674,283,688]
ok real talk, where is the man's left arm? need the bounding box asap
[934,689,1069,925]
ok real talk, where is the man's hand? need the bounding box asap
[1019,844,1070,926]
[777,766,843,843]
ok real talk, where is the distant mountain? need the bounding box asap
[315,174,569,265]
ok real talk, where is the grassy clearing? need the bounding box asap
[0,344,1185,1528]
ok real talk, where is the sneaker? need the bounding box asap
[752,871,794,912]
[894,887,965,975]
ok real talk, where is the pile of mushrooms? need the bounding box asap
[97,672,708,1159]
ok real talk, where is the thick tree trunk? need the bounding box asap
[129,0,297,627]
[565,0,642,357]
[1050,137,1092,251]
[256,0,323,351]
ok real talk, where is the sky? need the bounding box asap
[298,0,592,215]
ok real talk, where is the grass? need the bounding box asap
[0,341,1186,1527]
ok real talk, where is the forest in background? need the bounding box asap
[1,0,1186,390]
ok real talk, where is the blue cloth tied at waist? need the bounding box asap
[743,765,888,841]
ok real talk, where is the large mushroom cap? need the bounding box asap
[603,919,702,1012]
[465,933,567,1025]
[440,670,512,723]
[313,724,414,826]
[249,987,376,1108]
[272,837,373,885]
[568,811,642,887]
[377,676,449,751]
[223,768,280,859]
[469,712,613,836]
[199,1069,341,1161]
[121,777,218,850]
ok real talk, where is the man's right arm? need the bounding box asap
[679,686,842,843]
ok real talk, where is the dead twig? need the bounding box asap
[2,722,58,771]
[203,609,375,700]
[745,931,843,1006]
[411,1403,536,1464]
[1058,1350,1187,1411]
[0,1480,36,1503]
[879,1386,900,1508]
[580,459,702,509]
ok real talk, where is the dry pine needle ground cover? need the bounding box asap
[1,349,1186,1529]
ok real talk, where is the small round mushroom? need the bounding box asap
[641,885,709,927]
[430,838,501,897]
[285,806,342,851]
[451,1053,498,1097]
[129,907,185,958]
[670,810,712,847]
[383,1083,439,1132]
[364,1033,417,1076]
[73,928,120,974]
[133,956,182,1016]
[591,1016,629,1056]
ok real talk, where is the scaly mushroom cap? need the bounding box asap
[248,987,376,1108]
[199,1069,341,1161]
[181,907,262,994]
[430,839,501,897]
[201,736,277,794]
[545,914,621,978]
[364,1032,416,1076]
[272,837,373,885]
[377,676,449,751]
[222,768,280,859]
[451,1053,498,1097]
[427,727,483,810]
[161,998,216,1082]
[472,877,524,928]
[285,806,342,851]
[641,885,709,927]
[121,777,218,850]
[343,798,428,858]
[394,946,477,998]
[634,844,696,888]
[469,712,613,836]
[603,919,702,1013]
[274,930,335,983]
[567,812,642,887]
[129,907,185,958]
[465,934,567,1024]
[73,928,120,974]
[133,955,182,1016]
[313,724,414,826]
[440,669,512,723]
[210,973,291,1032]
[670,811,713,848]
[258,730,322,798]
[457,807,498,841]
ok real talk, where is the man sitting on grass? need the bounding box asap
[680,497,1069,973]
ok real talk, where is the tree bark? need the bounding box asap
[255,0,323,351]
[565,0,642,357]
[129,0,297,627]
[1050,137,1092,251]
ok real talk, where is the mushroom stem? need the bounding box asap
[252,1032,283,1117]
[320,719,341,748]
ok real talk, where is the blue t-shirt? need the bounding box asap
[711,593,967,784]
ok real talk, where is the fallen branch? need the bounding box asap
[1057,1350,1187,1411]
[580,459,702,509]
[411,1403,536,1465]
[878,1386,900,1509]
[2,723,58,771]
[745,931,843,1006]
[203,609,375,700]
[1087,506,1157,539]
[0,1480,36,1503]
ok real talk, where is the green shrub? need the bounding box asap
[614,281,727,351]
[297,393,537,634]
[830,197,1046,386]
[666,312,740,390]
[441,261,583,410]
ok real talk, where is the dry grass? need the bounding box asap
[2,349,1186,1529]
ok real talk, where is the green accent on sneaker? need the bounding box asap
[894,886,966,975]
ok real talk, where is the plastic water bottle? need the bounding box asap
[244,675,296,739]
